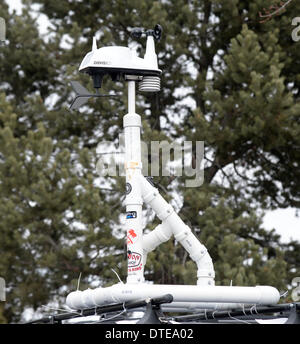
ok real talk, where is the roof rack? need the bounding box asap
[25,299,300,325]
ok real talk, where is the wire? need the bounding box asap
[227,311,252,325]
[242,304,247,317]
[41,305,81,316]
[77,272,82,290]
[92,302,127,324]
[111,268,124,284]
[280,290,289,298]
[250,305,258,316]
[64,305,127,324]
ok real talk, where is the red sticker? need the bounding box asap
[127,229,137,245]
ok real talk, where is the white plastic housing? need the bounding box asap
[79,46,161,75]
[66,283,280,310]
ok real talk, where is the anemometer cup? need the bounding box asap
[152,24,163,41]
[131,24,163,41]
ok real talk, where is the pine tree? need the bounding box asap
[0,0,299,323]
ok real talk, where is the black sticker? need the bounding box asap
[126,211,137,219]
[125,182,132,195]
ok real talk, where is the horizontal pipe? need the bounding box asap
[66,283,280,310]
[161,302,252,311]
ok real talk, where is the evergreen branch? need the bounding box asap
[232,160,258,185]
[259,0,293,23]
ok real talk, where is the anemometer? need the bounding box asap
[70,24,162,110]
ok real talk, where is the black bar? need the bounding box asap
[26,294,173,324]
[173,303,299,323]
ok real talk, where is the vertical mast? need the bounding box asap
[123,80,144,283]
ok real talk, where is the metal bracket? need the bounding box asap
[137,294,173,324]
[285,303,300,324]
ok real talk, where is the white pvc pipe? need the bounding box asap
[123,81,144,283]
[139,175,215,286]
[128,80,135,114]
[66,283,280,310]
[142,222,173,265]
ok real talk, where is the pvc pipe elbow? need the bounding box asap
[196,252,215,286]
[143,223,173,254]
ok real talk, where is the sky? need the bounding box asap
[5,0,300,245]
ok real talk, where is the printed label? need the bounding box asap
[126,211,137,219]
[127,250,142,268]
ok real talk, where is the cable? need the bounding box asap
[41,305,81,316]
[111,268,124,284]
[94,302,127,323]
[77,272,82,290]
[227,311,252,325]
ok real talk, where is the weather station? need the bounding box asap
[28,24,300,325]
